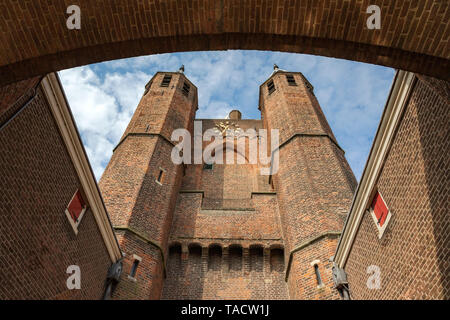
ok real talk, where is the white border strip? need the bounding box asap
[333,70,416,268]
[41,73,122,262]
[369,191,392,239]
[64,189,87,235]
[65,207,86,235]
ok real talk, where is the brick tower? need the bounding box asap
[99,66,356,300]
[259,66,357,299]
[99,68,198,299]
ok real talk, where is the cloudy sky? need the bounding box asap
[58,50,395,181]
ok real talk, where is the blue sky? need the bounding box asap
[58,50,395,181]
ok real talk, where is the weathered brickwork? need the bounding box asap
[100,69,356,299]
[162,243,288,299]
[1,0,449,85]
[99,72,198,299]
[288,237,341,300]
[344,75,449,299]
[160,111,290,298]
[170,193,282,241]
[111,231,164,300]
[0,81,112,299]
[2,69,447,300]
[0,76,41,126]
[260,71,357,299]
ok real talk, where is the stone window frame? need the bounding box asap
[182,82,190,97]
[286,74,297,86]
[65,188,88,235]
[156,167,166,185]
[310,259,325,289]
[368,190,392,239]
[267,79,275,95]
[127,254,142,282]
[160,74,172,87]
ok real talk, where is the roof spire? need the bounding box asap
[269,64,286,78]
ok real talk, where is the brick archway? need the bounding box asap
[1,0,449,85]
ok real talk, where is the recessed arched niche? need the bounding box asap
[167,243,182,271]
[208,244,222,271]
[270,247,285,272]
[249,245,264,272]
[228,245,243,272]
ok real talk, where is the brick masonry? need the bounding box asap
[99,72,198,299]
[160,100,291,299]
[260,71,357,299]
[0,79,112,299]
[0,76,41,128]
[163,150,288,299]
[0,0,449,85]
[1,69,448,300]
[99,69,357,299]
[344,75,449,299]
[162,242,288,299]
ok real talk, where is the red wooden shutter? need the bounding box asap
[67,190,85,222]
[371,191,388,227]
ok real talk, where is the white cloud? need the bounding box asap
[59,51,394,181]
[59,66,140,179]
[197,101,233,119]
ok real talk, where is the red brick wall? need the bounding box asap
[260,71,356,299]
[0,76,41,126]
[344,75,449,300]
[162,117,289,299]
[170,192,282,241]
[99,72,198,299]
[162,242,288,299]
[101,71,357,300]
[0,80,112,299]
[1,1,449,85]
[110,231,164,300]
[288,237,341,300]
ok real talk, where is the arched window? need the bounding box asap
[229,245,243,271]
[270,248,285,272]
[208,245,222,271]
[249,245,264,272]
[310,260,324,287]
[168,243,182,271]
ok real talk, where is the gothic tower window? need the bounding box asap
[128,254,142,281]
[182,82,190,97]
[130,260,139,278]
[267,80,275,95]
[160,74,172,87]
[310,260,324,288]
[286,74,297,86]
[156,168,165,185]
[314,264,323,286]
